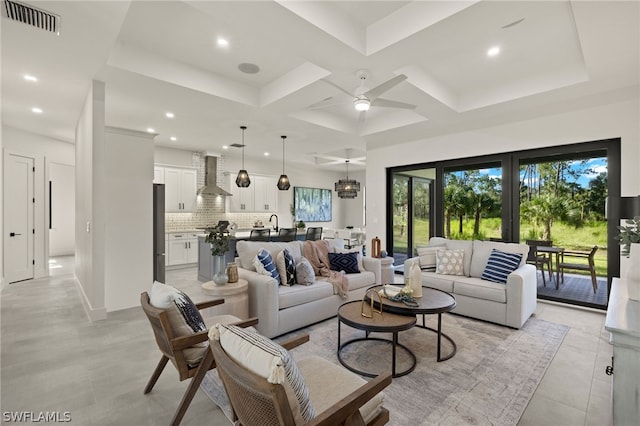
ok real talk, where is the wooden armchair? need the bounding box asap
[558,246,599,293]
[141,292,258,425]
[211,331,391,426]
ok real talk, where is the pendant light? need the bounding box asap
[335,160,361,198]
[277,135,291,190]
[235,125,250,188]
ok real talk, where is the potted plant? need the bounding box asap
[296,220,306,230]
[616,215,640,257]
[205,228,231,285]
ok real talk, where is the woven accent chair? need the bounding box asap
[277,227,298,242]
[558,245,599,293]
[140,292,257,426]
[525,240,553,286]
[305,227,323,241]
[250,228,271,241]
[211,332,392,426]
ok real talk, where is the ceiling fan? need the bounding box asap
[308,70,416,121]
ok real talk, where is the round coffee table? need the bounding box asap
[337,300,417,378]
[368,285,457,362]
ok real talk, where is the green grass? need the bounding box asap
[393,216,609,276]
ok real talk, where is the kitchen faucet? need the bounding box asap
[269,214,279,232]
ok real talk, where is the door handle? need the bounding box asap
[9,232,22,237]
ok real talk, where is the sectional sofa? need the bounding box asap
[404,237,537,329]
[235,239,384,338]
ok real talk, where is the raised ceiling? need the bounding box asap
[2,1,638,171]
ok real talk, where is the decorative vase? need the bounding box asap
[213,255,228,286]
[409,262,423,298]
[624,243,640,301]
[226,262,238,283]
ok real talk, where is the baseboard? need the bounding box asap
[73,277,107,321]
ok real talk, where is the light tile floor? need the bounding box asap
[0,259,613,425]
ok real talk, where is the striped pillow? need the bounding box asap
[276,249,296,286]
[254,248,280,282]
[481,249,523,284]
[210,324,316,423]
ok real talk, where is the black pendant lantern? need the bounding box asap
[277,135,291,190]
[335,160,360,198]
[235,125,251,188]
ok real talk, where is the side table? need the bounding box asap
[379,257,395,284]
[201,279,249,320]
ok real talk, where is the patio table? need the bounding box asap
[537,246,564,289]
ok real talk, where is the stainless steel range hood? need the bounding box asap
[198,156,232,196]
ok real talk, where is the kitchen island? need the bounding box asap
[197,229,306,281]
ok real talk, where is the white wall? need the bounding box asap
[75,81,107,321]
[366,99,640,250]
[2,126,75,278]
[104,127,154,312]
[49,162,75,256]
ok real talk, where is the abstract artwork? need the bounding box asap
[294,187,332,222]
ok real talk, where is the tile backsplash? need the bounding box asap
[164,152,276,232]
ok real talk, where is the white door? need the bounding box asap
[180,169,197,211]
[4,154,35,283]
[164,168,181,211]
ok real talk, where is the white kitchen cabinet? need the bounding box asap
[254,175,278,212]
[164,167,197,212]
[227,173,277,212]
[167,233,199,266]
[153,167,165,184]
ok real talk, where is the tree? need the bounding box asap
[521,195,569,240]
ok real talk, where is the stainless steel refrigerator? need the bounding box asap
[153,184,165,282]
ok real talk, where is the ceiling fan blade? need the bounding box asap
[363,74,407,100]
[307,96,341,110]
[321,79,354,97]
[371,98,416,110]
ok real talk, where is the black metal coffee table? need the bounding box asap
[367,285,457,362]
[337,300,417,378]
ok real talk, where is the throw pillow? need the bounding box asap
[328,252,359,274]
[276,249,296,286]
[254,248,280,282]
[435,249,465,276]
[295,257,315,285]
[149,281,207,365]
[481,249,524,284]
[416,246,439,271]
[210,323,316,424]
[334,247,364,272]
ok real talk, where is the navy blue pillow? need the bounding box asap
[328,252,359,274]
[481,249,523,284]
[256,249,280,282]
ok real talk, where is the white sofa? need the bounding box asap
[404,237,537,329]
[235,239,383,338]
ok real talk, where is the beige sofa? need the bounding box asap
[404,237,537,329]
[235,239,383,338]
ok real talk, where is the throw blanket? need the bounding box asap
[302,240,348,298]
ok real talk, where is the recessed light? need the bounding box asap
[222,145,229,150]
[165,112,175,118]
[31,107,42,114]
[170,136,177,141]
[487,46,500,57]
[264,152,269,156]
[147,127,155,133]
[24,74,38,82]
[217,38,229,48]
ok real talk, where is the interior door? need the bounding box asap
[4,153,35,283]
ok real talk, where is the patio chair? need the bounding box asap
[250,228,271,241]
[141,292,258,425]
[525,240,553,286]
[210,325,392,426]
[276,227,298,242]
[558,245,599,293]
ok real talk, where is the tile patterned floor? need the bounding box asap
[0,258,613,425]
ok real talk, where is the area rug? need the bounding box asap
[201,313,568,425]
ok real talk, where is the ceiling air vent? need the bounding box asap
[2,0,60,35]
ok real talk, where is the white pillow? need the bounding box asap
[416,247,439,271]
[435,249,465,276]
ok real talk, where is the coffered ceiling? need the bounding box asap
[2,1,638,171]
